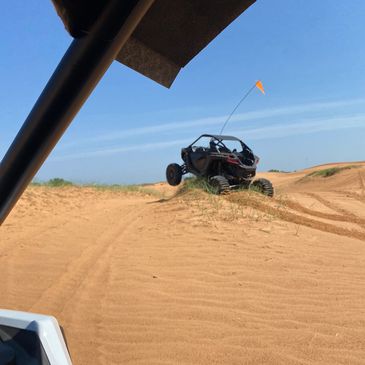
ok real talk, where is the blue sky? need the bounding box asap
[1,1,365,184]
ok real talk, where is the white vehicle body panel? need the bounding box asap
[0,309,72,365]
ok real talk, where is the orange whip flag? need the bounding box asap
[255,80,265,95]
[219,80,266,134]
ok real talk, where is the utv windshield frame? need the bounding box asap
[187,134,252,153]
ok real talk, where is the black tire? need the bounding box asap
[166,163,183,186]
[250,178,274,197]
[209,175,230,195]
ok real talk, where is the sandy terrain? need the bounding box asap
[1,162,365,364]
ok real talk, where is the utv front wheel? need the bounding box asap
[250,178,274,197]
[166,163,183,186]
[209,175,230,195]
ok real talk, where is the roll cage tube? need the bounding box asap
[188,135,248,153]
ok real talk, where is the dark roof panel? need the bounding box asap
[52,0,256,87]
[130,0,255,68]
[202,134,242,141]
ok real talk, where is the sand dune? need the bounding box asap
[1,162,365,364]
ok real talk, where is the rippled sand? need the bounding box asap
[1,162,365,364]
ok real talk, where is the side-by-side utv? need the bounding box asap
[166,134,274,196]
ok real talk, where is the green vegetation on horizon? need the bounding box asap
[268,169,290,173]
[306,165,359,178]
[31,178,73,187]
[30,178,163,197]
[86,183,162,197]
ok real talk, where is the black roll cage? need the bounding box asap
[188,134,251,153]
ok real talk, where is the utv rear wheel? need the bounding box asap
[209,175,230,195]
[250,178,274,197]
[166,163,183,186]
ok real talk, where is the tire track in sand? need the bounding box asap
[305,192,365,228]
[61,205,149,364]
[359,170,365,193]
[29,199,150,364]
[333,190,365,204]
[280,198,357,224]
[226,194,365,241]
[29,205,147,315]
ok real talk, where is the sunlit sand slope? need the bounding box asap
[1,162,365,364]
